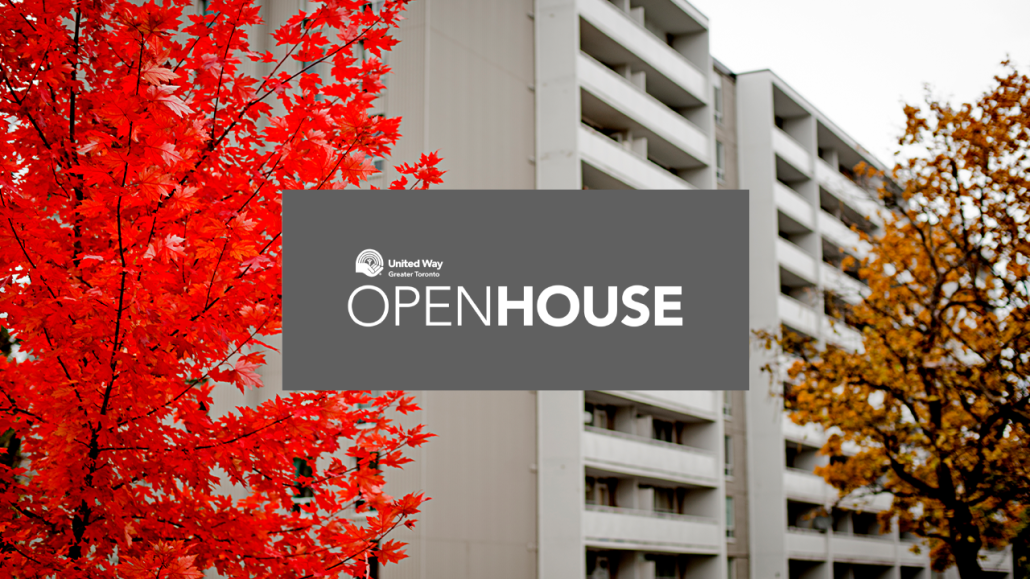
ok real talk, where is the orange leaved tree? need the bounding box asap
[761,63,1030,578]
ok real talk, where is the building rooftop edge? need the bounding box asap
[712,57,734,78]
[734,69,891,172]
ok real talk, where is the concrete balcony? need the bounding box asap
[578,52,710,167]
[981,547,1013,572]
[784,468,836,505]
[821,317,863,352]
[582,427,719,487]
[579,125,692,190]
[818,209,864,256]
[777,238,818,284]
[789,530,923,566]
[782,415,826,447]
[778,293,819,337]
[775,181,815,230]
[773,128,812,177]
[832,534,897,565]
[784,468,893,513]
[786,528,829,560]
[821,262,868,304]
[815,159,883,226]
[583,505,721,553]
[578,0,708,103]
[602,390,717,420]
[899,540,930,567]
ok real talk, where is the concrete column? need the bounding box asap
[614,405,638,435]
[739,72,789,579]
[536,0,582,189]
[538,390,584,579]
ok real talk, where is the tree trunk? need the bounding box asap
[1013,525,1030,579]
[953,537,984,579]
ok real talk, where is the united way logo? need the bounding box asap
[355,249,384,277]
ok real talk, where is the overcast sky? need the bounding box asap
[688,0,1029,166]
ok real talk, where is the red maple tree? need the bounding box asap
[0,0,441,577]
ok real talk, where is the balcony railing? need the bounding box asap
[578,52,709,166]
[582,426,718,486]
[578,124,692,190]
[815,158,883,226]
[600,390,716,419]
[832,534,897,564]
[774,181,815,230]
[579,0,708,101]
[821,317,863,352]
[585,504,715,524]
[818,209,863,256]
[786,527,829,558]
[776,237,817,283]
[583,425,714,456]
[773,127,812,176]
[821,262,868,305]
[783,468,836,505]
[777,293,819,337]
[583,504,721,553]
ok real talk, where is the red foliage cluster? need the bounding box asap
[0,0,441,576]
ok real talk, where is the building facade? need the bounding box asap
[203,0,1014,578]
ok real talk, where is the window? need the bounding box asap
[597,479,612,507]
[652,418,675,443]
[585,402,616,430]
[713,83,724,124]
[585,476,616,507]
[356,391,382,427]
[723,391,732,418]
[354,452,381,512]
[716,140,726,183]
[654,487,676,513]
[724,435,733,478]
[586,551,611,579]
[198,0,218,17]
[653,555,677,579]
[727,558,735,579]
[725,496,735,538]
[292,457,315,513]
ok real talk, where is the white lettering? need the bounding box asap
[537,285,581,327]
[348,285,389,327]
[425,286,451,326]
[499,286,533,326]
[584,286,618,327]
[621,285,650,327]
[394,286,420,326]
[654,286,683,326]
[458,286,491,326]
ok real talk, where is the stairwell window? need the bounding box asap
[724,435,734,478]
[725,496,735,538]
[713,83,724,125]
[716,140,726,183]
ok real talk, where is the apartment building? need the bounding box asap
[201,0,1014,578]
